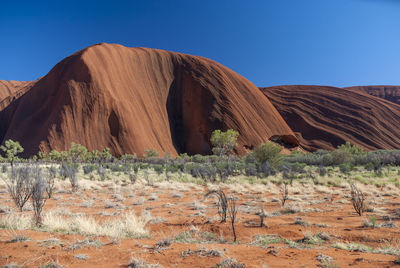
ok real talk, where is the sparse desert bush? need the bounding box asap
[215,258,245,268]
[185,162,203,179]
[331,242,379,253]
[316,254,337,268]
[281,162,306,175]
[153,164,164,176]
[9,234,30,243]
[133,197,145,205]
[316,232,331,241]
[155,238,171,248]
[280,183,289,207]
[215,161,231,182]
[339,163,353,174]
[173,229,224,244]
[255,206,266,227]
[45,166,57,199]
[363,215,379,228]
[170,191,184,198]
[31,174,48,226]
[148,193,158,201]
[83,164,96,174]
[251,234,282,248]
[127,257,162,268]
[1,263,22,268]
[4,165,37,211]
[129,164,139,184]
[190,199,207,210]
[298,231,324,245]
[318,166,327,177]
[381,218,397,228]
[244,163,257,176]
[293,217,309,227]
[180,248,222,258]
[74,254,89,260]
[332,242,368,252]
[60,163,78,191]
[350,183,365,216]
[39,261,64,268]
[97,166,106,180]
[143,169,152,185]
[259,161,275,177]
[68,238,103,250]
[108,163,125,172]
[1,164,8,173]
[205,189,228,222]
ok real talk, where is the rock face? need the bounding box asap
[345,85,400,105]
[0,80,35,110]
[261,85,400,151]
[0,43,297,157]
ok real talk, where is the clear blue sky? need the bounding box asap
[1,0,399,87]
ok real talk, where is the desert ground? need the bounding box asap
[1,166,400,268]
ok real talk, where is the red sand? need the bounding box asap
[0,181,399,267]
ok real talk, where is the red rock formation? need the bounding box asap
[345,85,400,105]
[0,80,35,111]
[0,43,297,157]
[261,85,400,151]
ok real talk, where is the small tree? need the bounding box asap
[210,129,239,156]
[205,189,228,223]
[5,166,35,211]
[280,183,289,207]
[31,172,48,227]
[45,166,57,198]
[0,140,24,167]
[256,206,266,227]
[228,195,239,242]
[350,183,365,216]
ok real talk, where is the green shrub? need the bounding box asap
[210,129,239,156]
[0,139,24,165]
[144,148,159,158]
[252,142,282,169]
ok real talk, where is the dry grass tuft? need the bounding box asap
[0,210,150,238]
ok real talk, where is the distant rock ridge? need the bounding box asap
[345,85,400,105]
[261,85,400,151]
